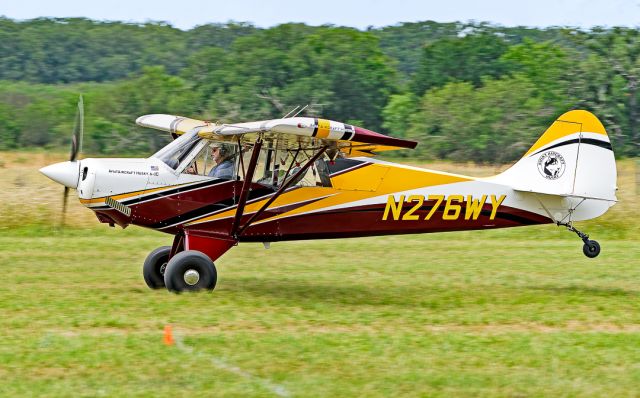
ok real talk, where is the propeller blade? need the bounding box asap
[61,186,69,227]
[63,95,83,228]
[70,95,84,162]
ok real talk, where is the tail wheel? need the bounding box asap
[559,223,602,259]
[143,246,171,289]
[583,240,601,258]
[164,250,217,293]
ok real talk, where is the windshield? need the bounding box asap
[152,130,201,169]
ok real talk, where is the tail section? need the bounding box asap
[492,110,617,220]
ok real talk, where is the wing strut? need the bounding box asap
[235,146,328,238]
[230,138,263,238]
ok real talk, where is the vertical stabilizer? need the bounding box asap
[492,110,617,202]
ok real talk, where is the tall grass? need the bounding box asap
[0,151,636,238]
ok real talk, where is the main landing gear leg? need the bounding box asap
[558,222,601,258]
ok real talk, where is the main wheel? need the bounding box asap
[143,246,171,289]
[583,240,601,258]
[164,250,217,293]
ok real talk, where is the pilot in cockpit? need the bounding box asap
[207,143,235,179]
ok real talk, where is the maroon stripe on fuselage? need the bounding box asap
[235,202,551,242]
[127,180,240,226]
[91,178,552,242]
[183,194,333,235]
[93,180,263,233]
[94,181,326,235]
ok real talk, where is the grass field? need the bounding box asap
[0,153,638,397]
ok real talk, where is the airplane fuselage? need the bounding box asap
[77,157,565,243]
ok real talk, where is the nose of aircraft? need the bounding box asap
[39,161,81,188]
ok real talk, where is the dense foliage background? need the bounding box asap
[0,17,638,161]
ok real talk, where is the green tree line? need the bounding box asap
[0,18,638,161]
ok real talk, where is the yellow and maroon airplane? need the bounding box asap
[40,101,617,293]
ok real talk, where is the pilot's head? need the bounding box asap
[210,142,232,163]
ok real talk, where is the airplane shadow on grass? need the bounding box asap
[219,276,446,307]
[528,285,639,298]
[220,278,640,308]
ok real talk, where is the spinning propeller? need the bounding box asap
[69,95,84,163]
[39,96,85,227]
[63,96,84,225]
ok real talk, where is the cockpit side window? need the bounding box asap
[238,143,332,188]
[283,157,332,187]
[183,142,239,180]
[152,130,201,170]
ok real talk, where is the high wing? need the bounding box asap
[136,114,417,156]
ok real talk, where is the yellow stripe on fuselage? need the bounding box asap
[238,164,472,226]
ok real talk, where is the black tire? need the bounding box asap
[583,240,601,258]
[164,250,217,293]
[143,246,171,289]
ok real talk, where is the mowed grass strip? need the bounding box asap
[3,330,640,397]
[0,227,639,396]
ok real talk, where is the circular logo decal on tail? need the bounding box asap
[537,151,566,180]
